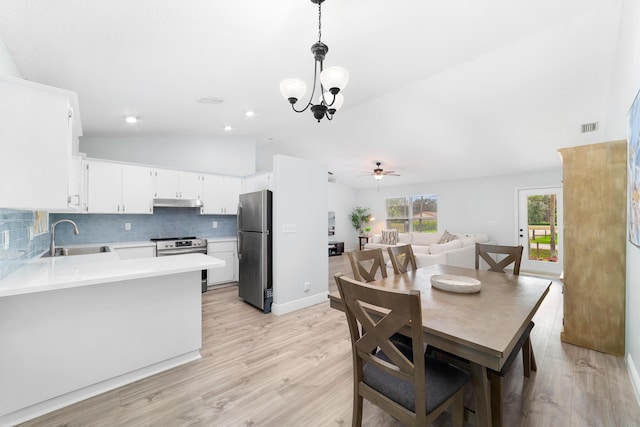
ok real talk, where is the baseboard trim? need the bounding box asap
[627,353,640,408]
[0,350,201,427]
[271,292,328,315]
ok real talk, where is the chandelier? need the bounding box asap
[279,0,349,122]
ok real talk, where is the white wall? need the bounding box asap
[328,181,358,252]
[80,136,256,176]
[271,155,328,314]
[0,37,21,78]
[356,168,562,246]
[604,0,640,404]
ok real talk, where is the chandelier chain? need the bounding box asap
[318,2,322,42]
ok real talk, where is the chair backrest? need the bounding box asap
[475,243,524,275]
[387,244,417,274]
[347,249,388,282]
[334,273,427,421]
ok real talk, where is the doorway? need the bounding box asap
[517,187,563,275]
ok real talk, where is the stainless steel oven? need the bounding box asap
[151,237,208,292]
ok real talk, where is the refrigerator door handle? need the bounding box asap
[237,232,242,260]
[237,203,242,231]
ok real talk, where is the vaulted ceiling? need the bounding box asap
[0,0,624,189]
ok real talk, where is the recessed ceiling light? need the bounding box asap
[125,116,139,124]
[245,110,255,117]
[224,125,232,131]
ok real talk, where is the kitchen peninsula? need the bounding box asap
[0,250,223,426]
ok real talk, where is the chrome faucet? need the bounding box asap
[50,219,80,256]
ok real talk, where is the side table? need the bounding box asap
[358,235,370,250]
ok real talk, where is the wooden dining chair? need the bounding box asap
[387,244,417,274]
[347,249,387,282]
[475,242,523,274]
[334,273,469,427]
[475,242,534,427]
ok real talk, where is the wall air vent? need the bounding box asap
[581,122,599,133]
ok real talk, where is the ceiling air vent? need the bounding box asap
[581,122,599,133]
[197,97,224,104]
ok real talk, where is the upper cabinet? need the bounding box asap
[242,171,273,193]
[201,175,242,215]
[153,169,203,200]
[0,75,82,211]
[84,160,153,214]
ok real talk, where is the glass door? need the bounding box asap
[517,187,563,275]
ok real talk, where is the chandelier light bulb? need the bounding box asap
[320,92,344,111]
[280,79,307,104]
[320,66,350,93]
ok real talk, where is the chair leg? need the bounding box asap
[488,371,503,427]
[353,392,363,426]
[451,390,465,427]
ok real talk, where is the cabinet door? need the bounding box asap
[115,246,155,259]
[179,172,203,199]
[0,77,72,210]
[85,161,122,213]
[122,164,153,214]
[201,174,225,214]
[153,169,180,198]
[222,176,242,214]
[207,250,235,285]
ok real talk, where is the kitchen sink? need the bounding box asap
[44,246,111,257]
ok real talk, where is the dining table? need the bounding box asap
[328,263,551,427]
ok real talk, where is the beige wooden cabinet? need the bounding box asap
[558,140,626,356]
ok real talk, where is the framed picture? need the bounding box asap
[628,89,640,247]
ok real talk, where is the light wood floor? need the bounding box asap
[20,255,640,426]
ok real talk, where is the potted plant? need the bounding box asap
[350,206,371,236]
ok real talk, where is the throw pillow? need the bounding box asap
[438,229,458,244]
[381,229,398,245]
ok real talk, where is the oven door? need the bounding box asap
[156,247,208,292]
[156,247,207,256]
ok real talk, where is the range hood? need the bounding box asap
[153,198,204,208]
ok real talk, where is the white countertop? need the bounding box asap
[0,251,223,298]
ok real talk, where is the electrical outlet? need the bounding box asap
[125,223,131,231]
[212,221,218,229]
[304,281,310,292]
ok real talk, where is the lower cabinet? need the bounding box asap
[207,240,238,286]
[114,245,156,260]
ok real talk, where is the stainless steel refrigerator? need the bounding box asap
[237,189,273,313]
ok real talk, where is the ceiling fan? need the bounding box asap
[369,162,400,180]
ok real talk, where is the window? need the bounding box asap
[386,195,437,233]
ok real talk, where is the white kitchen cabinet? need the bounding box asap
[0,75,82,210]
[84,160,152,214]
[114,245,155,259]
[153,169,203,200]
[242,171,272,193]
[207,240,238,286]
[201,174,241,215]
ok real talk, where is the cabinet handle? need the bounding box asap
[122,205,125,213]
[117,205,120,212]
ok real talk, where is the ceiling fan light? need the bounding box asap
[280,78,307,103]
[320,66,349,93]
[375,174,384,180]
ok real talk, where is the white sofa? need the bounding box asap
[363,231,492,270]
